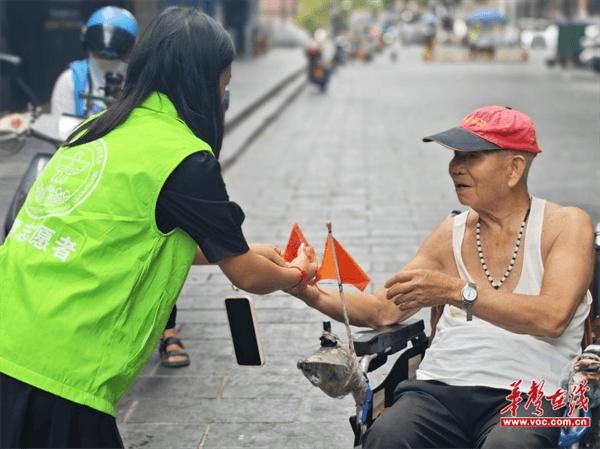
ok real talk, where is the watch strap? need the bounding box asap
[461,282,477,322]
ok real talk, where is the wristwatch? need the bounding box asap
[460,282,478,321]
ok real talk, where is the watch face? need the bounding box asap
[464,286,477,302]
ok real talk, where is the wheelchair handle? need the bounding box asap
[359,354,379,373]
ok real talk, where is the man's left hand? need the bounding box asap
[384,269,463,310]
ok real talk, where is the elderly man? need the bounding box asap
[291,106,594,448]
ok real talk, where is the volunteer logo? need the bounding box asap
[25,139,107,219]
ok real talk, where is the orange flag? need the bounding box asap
[283,223,310,262]
[316,236,370,291]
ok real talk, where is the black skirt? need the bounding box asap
[0,373,123,448]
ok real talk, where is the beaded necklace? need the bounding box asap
[476,202,531,289]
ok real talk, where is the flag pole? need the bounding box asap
[326,221,356,356]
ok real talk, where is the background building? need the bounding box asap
[260,0,298,21]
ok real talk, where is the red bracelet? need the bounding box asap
[289,265,307,289]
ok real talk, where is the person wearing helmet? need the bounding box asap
[50,6,138,118]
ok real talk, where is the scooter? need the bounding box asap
[1,113,80,240]
[0,53,117,239]
[305,46,331,93]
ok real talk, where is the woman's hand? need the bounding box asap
[384,269,463,311]
[249,243,285,267]
[289,244,318,285]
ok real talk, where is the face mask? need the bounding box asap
[89,55,127,78]
[88,55,127,103]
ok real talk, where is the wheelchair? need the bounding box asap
[335,222,600,449]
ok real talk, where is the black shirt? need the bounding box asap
[155,152,249,263]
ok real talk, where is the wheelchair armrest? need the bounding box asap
[353,319,425,357]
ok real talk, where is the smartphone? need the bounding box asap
[224,296,265,366]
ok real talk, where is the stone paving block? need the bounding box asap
[178,279,238,292]
[137,351,160,377]
[178,283,231,300]
[369,244,417,256]
[224,362,299,379]
[253,295,315,310]
[177,309,228,324]
[257,307,330,323]
[177,307,324,325]
[213,398,303,423]
[176,323,231,341]
[175,294,227,310]
[201,422,351,449]
[125,374,223,401]
[120,423,207,449]
[118,375,224,424]
[152,340,234,377]
[122,397,217,424]
[221,372,311,399]
[371,260,415,274]
[298,394,356,423]
[256,353,308,369]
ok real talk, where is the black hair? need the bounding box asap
[65,7,235,158]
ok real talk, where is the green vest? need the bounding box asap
[0,92,213,416]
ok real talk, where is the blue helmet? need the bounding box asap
[82,6,138,60]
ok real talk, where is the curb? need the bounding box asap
[224,64,306,136]
[221,76,307,172]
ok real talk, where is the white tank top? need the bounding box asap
[416,197,592,393]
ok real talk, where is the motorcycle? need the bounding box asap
[305,46,331,93]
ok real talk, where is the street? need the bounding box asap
[115,47,600,449]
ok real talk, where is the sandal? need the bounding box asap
[159,336,191,368]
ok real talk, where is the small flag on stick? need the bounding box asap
[316,234,370,291]
[316,222,370,355]
[283,223,310,262]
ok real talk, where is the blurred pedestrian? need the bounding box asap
[468,22,482,59]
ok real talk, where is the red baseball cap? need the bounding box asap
[422,105,542,154]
